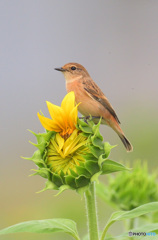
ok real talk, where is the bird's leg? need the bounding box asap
[91,116,101,120]
[79,116,90,123]
[79,116,101,123]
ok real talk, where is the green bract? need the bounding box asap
[26,118,129,193]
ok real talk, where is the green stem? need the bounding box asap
[85,182,99,240]
[100,221,113,240]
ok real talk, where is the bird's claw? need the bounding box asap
[79,116,100,124]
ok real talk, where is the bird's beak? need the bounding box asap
[54,67,66,72]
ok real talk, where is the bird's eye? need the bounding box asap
[71,66,76,71]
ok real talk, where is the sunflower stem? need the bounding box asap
[85,182,99,240]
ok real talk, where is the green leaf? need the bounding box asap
[101,202,158,240]
[112,202,158,221]
[101,159,130,174]
[0,219,80,240]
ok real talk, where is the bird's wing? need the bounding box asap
[83,79,121,124]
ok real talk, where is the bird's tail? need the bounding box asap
[118,134,133,152]
[109,119,133,152]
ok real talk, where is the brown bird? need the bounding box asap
[55,63,133,152]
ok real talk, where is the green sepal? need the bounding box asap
[76,175,90,188]
[29,141,46,154]
[85,160,100,175]
[65,175,76,189]
[77,161,85,168]
[80,132,91,138]
[28,130,43,144]
[91,118,103,140]
[22,151,45,168]
[98,154,107,168]
[77,118,89,127]
[86,118,95,128]
[59,170,65,181]
[77,118,93,134]
[69,169,78,177]
[101,159,130,174]
[91,171,102,183]
[45,180,58,190]
[40,131,55,142]
[56,185,73,196]
[91,135,104,149]
[89,145,104,158]
[29,130,55,156]
[28,130,54,145]
[82,153,98,161]
[37,180,58,193]
[30,168,50,179]
[52,173,63,187]
[104,142,116,158]
[76,165,91,177]
[31,159,45,168]
[28,150,42,160]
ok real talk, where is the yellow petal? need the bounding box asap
[68,103,80,129]
[46,101,67,130]
[37,113,61,132]
[63,129,78,156]
[61,92,75,116]
[56,133,65,152]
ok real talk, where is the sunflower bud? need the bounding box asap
[26,92,127,193]
[97,161,158,210]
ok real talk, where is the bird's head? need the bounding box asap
[55,63,90,82]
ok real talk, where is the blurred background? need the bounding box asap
[0,0,158,239]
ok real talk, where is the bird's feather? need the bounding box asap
[83,79,120,124]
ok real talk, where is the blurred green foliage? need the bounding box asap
[96,161,158,211]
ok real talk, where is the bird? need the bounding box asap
[55,63,133,152]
